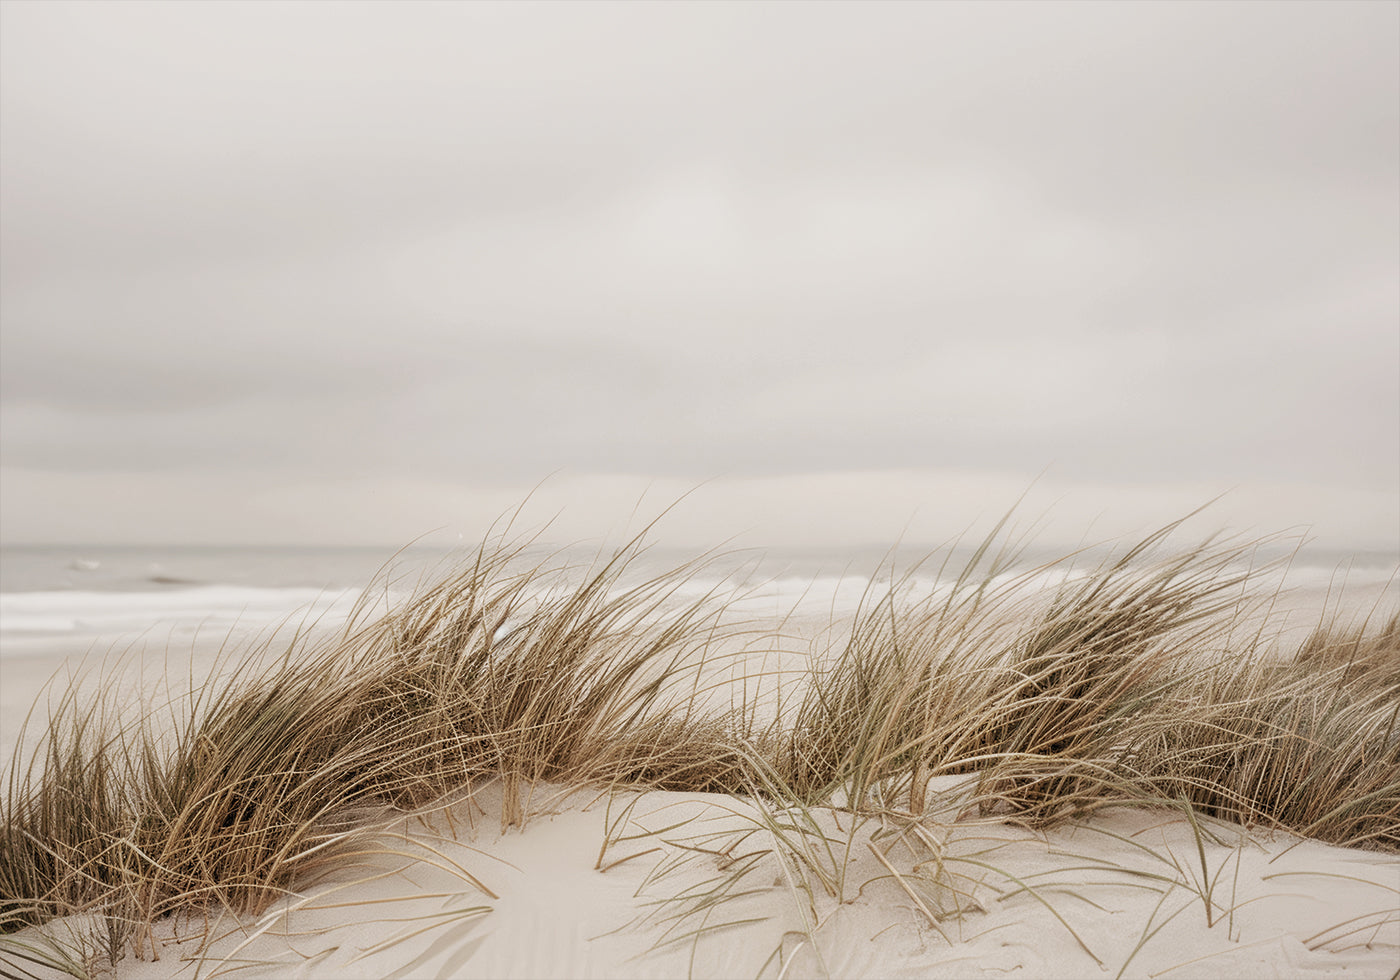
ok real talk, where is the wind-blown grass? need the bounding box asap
[1,527,759,961]
[781,520,1397,849]
[1,512,1396,975]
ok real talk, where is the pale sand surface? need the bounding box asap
[3,578,1397,979]
[36,779,1397,979]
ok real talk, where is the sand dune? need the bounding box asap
[3,531,1397,980]
[71,778,1395,979]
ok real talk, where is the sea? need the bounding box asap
[2,541,1397,643]
[0,540,1395,769]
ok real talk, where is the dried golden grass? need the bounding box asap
[778,517,1396,849]
[1,525,758,960]
[1124,635,1399,849]
[1295,609,1400,689]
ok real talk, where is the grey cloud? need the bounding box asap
[5,2,1394,279]
[1,1,1395,545]
[5,312,1391,491]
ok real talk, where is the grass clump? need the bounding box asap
[1,526,761,961]
[0,690,131,961]
[781,520,1276,826]
[1124,636,1399,849]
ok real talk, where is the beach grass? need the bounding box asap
[1,515,1396,974]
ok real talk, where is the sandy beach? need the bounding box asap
[91,781,1399,980]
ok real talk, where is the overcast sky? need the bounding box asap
[1,0,1396,551]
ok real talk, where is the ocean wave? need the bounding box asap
[0,585,366,640]
[2,559,1391,647]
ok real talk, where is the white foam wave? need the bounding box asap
[4,559,1390,649]
[0,586,365,641]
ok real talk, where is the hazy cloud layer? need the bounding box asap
[2,1,1396,547]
